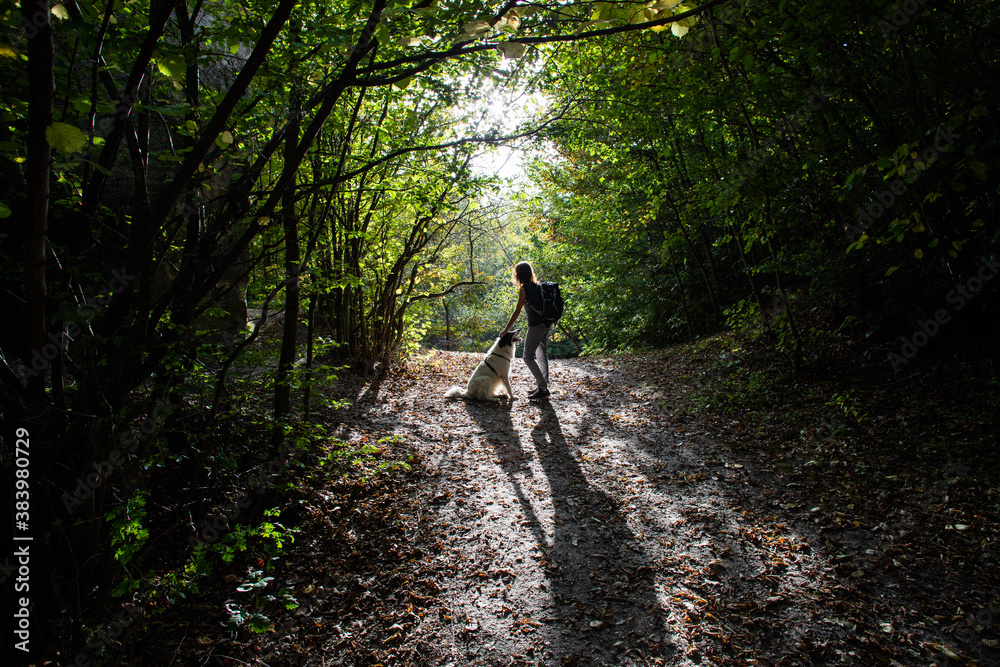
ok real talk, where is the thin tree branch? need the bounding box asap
[354,0,731,79]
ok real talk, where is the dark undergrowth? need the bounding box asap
[667,326,1000,524]
[57,326,438,667]
[644,316,1000,664]
[85,423,434,667]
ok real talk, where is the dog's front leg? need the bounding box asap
[502,376,514,401]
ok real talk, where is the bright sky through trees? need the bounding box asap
[465,54,549,184]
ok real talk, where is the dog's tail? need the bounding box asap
[444,387,466,399]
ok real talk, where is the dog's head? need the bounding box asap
[498,329,520,349]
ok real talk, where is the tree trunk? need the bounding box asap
[668,250,693,338]
[762,179,802,373]
[303,293,317,420]
[444,300,451,347]
[23,0,52,413]
[728,219,769,332]
[22,1,58,656]
[272,89,301,448]
[698,226,725,324]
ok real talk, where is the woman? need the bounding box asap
[500,261,550,399]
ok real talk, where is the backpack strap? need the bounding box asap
[524,282,544,317]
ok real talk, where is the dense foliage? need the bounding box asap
[523,0,1000,364]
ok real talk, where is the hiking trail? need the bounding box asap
[296,349,964,666]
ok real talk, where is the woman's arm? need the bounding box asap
[500,286,526,334]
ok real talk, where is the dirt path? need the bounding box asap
[312,350,978,666]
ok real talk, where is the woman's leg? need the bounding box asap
[522,324,550,391]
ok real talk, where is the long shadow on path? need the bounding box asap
[463,399,666,665]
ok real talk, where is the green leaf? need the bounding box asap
[498,41,525,59]
[392,76,413,90]
[576,19,611,34]
[0,202,11,218]
[885,265,899,276]
[46,122,87,153]
[215,131,234,149]
[85,160,111,176]
[248,613,270,633]
[154,50,186,81]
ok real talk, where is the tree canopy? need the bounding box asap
[520,0,998,359]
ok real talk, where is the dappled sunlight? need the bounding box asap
[337,349,970,664]
[454,53,551,186]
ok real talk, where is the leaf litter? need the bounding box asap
[126,348,1000,666]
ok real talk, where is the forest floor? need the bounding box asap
[129,342,1000,667]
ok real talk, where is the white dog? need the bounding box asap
[445,330,520,403]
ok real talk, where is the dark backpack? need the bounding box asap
[528,282,564,325]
